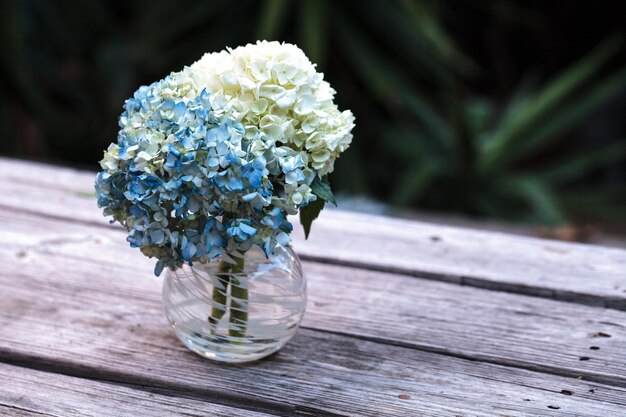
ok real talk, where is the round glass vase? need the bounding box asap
[162,244,307,363]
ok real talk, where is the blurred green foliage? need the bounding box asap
[1,0,624,226]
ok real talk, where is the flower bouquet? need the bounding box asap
[95,41,354,362]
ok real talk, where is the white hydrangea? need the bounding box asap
[98,41,356,275]
[190,40,355,176]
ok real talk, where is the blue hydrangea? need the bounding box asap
[96,70,313,275]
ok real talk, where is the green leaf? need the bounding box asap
[399,0,477,75]
[391,162,437,206]
[256,0,291,40]
[480,37,622,173]
[329,146,369,194]
[299,0,328,67]
[538,139,626,184]
[334,16,446,153]
[478,73,537,147]
[355,0,457,83]
[509,178,566,225]
[403,93,450,149]
[300,176,335,238]
[334,18,415,104]
[310,176,336,205]
[299,197,325,239]
[511,68,626,165]
[559,186,626,222]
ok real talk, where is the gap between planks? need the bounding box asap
[1,207,626,388]
[0,362,279,417]
[0,203,624,313]
[2,256,626,413]
[1,324,625,417]
[5,201,617,310]
[0,343,340,417]
[1,157,625,310]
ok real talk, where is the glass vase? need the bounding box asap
[162,244,307,363]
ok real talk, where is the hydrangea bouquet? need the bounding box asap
[95,41,354,357]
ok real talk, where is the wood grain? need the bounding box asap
[0,363,271,417]
[1,276,625,417]
[1,157,625,309]
[1,208,625,387]
[2,158,626,415]
[1,211,626,415]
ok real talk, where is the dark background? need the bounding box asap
[1,0,625,233]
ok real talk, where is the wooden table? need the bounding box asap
[1,157,625,416]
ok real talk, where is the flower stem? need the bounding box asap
[228,255,248,338]
[209,259,231,327]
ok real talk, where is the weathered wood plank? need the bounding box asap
[1,208,625,387]
[1,279,625,417]
[0,407,52,417]
[0,363,271,417]
[1,157,625,309]
[0,409,47,416]
[1,211,626,415]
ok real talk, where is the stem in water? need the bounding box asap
[209,259,231,328]
[228,255,248,338]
